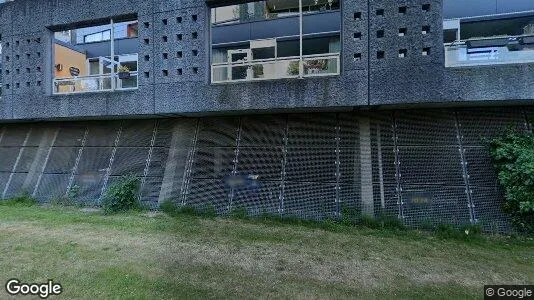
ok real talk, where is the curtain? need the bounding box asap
[328,37,340,73]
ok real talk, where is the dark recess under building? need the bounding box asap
[0,0,533,233]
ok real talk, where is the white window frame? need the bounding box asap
[210,0,341,84]
[53,19,139,95]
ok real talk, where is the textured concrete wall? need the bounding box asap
[0,106,532,232]
[0,0,533,121]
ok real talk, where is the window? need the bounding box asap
[210,0,341,83]
[211,0,340,25]
[52,18,139,94]
[83,29,111,43]
[444,12,534,67]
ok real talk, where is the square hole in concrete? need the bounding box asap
[422,26,430,34]
[377,30,384,38]
[377,51,385,59]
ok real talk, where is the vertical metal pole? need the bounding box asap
[392,112,404,221]
[66,126,89,196]
[99,122,123,203]
[180,119,200,205]
[138,120,159,204]
[455,111,476,224]
[334,114,341,219]
[228,117,243,212]
[278,115,289,218]
[299,0,303,78]
[32,128,60,197]
[3,128,32,199]
[110,18,115,91]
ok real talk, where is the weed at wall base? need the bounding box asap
[101,175,141,214]
[0,193,37,207]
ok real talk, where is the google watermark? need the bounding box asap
[5,279,62,299]
[485,285,533,299]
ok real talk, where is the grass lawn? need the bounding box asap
[0,205,532,299]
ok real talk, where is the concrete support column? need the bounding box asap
[158,119,198,205]
[359,117,374,217]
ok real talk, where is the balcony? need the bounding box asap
[211,53,339,83]
[53,71,138,94]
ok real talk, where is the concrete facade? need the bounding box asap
[0,0,532,121]
[0,0,533,232]
[0,107,531,232]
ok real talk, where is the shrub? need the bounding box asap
[377,214,406,230]
[229,206,248,219]
[51,185,81,207]
[1,193,37,207]
[435,223,483,240]
[489,130,534,234]
[101,175,141,214]
[160,199,180,216]
[340,205,360,226]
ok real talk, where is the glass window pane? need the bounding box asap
[210,0,340,83]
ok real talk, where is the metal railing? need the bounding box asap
[445,36,534,67]
[53,72,138,94]
[211,53,340,83]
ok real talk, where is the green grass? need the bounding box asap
[0,205,532,299]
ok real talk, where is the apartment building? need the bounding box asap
[0,0,533,232]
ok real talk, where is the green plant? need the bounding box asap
[377,213,406,230]
[287,61,300,76]
[489,130,534,234]
[229,206,248,219]
[160,201,217,218]
[304,59,327,71]
[160,199,180,216]
[340,205,360,226]
[51,185,81,207]
[1,193,37,207]
[435,223,483,240]
[252,64,264,77]
[101,174,141,214]
[117,65,130,73]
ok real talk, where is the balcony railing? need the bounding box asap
[53,72,138,94]
[211,53,340,83]
[445,35,534,67]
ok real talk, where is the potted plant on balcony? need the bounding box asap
[252,64,264,78]
[287,61,300,76]
[304,59,327,74]
[117,65,131,80]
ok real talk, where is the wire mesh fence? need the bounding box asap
[0,107,532,232]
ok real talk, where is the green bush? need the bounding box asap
[51,185,81,207]
[160,199,180,216]
[228,206,248,219]
[377,214,406,230]
[101,175,141,214]
[489,130,534,234]
[1,193,37,207]
[435,224,483,240]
